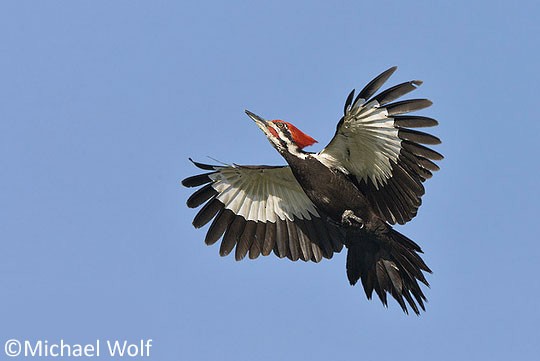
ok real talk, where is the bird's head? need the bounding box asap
[245,110,317,156]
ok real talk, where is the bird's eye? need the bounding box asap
[276,122,286,129]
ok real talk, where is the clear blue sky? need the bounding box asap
[1,1,539,360]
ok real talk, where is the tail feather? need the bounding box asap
[346,227,431,315]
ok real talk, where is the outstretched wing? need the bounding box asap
[182,160,344,262]
[318,67,442,225]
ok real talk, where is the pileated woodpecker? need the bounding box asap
[182,67,442,314]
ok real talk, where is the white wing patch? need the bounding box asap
[209,166,320,222]
[318,99,401,189]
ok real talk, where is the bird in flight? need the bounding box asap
[182,67,442,314]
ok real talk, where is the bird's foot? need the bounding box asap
[341,210,364,229]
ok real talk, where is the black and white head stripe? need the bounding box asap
[317,66,442,225]
[182,160,344,262]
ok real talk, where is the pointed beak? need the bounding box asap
[245,109,269,132]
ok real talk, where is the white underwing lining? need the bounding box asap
[319,100,402,189]
[209,166,319,222]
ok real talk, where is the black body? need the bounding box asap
[283,152,376,224]
[282,147,431,314]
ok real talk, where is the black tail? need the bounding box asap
[346,227,431,315]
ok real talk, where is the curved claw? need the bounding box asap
[341,210,364,228]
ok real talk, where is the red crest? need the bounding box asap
[271,120,317,149]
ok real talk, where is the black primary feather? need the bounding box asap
[205,209,235,245]
[386,99,433,116]
[182,173,214,188]
[189,158,217,170]
[394,115,438,128]
[372,80,422,106]
[220,216,246,257]
[344,89,355,114]
[355,66,398,105]
[186,184,217,208]
[236,220,257,261]
[402,141,444,160]
[398,129,441,145]
[274,219,290,259]
[262,222,276,256]
[249,222,266,259]
[193,199,223,228]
